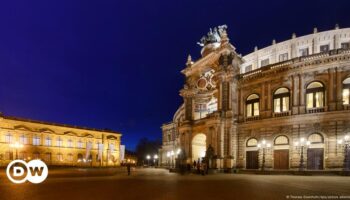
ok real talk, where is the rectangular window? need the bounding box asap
[274,98,281,113]
[45,138,52,146]
[5,134,12,143]
[306,93,314,109]
[260,59,269,67]
[341,42,350,49]
[77,141,83,149]
[246,104,252,117]
[343,88,349,104]
[299,48,309,56]
[67,140,73,148]
[320,44,329,53]
[33,136,41,146]
[253,102,259,116]
[56,138,63,147]
[245,65,252,73]
[19,135,28,144]
[57,154,63,161]
[279,53,288,62]
[315,92,324,107]
[282,97,289,112]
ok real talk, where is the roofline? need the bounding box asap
[1,114,121,135]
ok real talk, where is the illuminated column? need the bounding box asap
[336,67,343,110]
[292,74,300,114]
[102,134,108,166]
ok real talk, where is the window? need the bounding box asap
[343,77,350,105]
[19,135,28,144]
[320,44,329,53]
[5,133,12,143]
[261,59,269,67]
[44,152,51,162]
[306,82,325,109]
[33,152,40,160]
[56,137,63,147]
[273,88,290,113]
[299,48,309,56]
[45,137,52,146]
[57,153,63,161]
[33,136,41,146]
[67,139,73,148]
[109,143,115,151]
[77,140,83,149]
[279,53,288,62]
[5,151,13,160]
[245,65,252,73]
[246,94,260,117]
[86,141,93,150]
[341,42,350,49]
[274,135,289,145]
[19,152,27,160]
[246,138,258,147]
[308,133,323,143]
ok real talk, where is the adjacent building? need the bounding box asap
[0,114,122,167]
[160,25,350,171]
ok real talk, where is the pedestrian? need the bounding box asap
[193,160,197,169]
[197,162,200,174]
[127,163,131,176]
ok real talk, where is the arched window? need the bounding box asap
[274,135,289,145]
[273,88,290,113]
[77,153,84,161]
[308,133,324,144]
[57,153,63,161]
[306,82,325,109]
[343,77,350,105]
[246,138,258,147]
[246,94,260,117]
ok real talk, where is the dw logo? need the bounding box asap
[6,160,48,184]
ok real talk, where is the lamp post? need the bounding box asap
[146,155,151,167]
[166,152,170,168]
[153,154,158,167]
[257,139,271,171]
[170,150,174,168]
[10,142,24,160]
[294,137,311,171]
[338,134,350,171]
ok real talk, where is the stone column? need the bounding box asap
[328,68,336,111]
[184,97,194,121]
[299,74,306,114]
[292,75,300,114]
[336,67,343,110]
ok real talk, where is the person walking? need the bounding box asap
[127,163,131,176]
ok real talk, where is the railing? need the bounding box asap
[273,111,291,117]
[307,107,325,114]
[245,116,260,121]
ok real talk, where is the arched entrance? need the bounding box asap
[192,133,206,162]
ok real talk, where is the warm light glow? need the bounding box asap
[294,141,299,146]
[257,144,261,148]
[170,151,174,156]
[154,154,158,159]
[345,135,350,141]
[300,138,305,142]
[262,140,266,145]
[338,139,343,145]
[146,155,151,160]
[266,143,271,148]
[10,142,24,149]
[199,151,205,158]
[166,152,170,157]
[176,148,181,155]
[306,141,311,146]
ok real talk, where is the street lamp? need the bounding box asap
[9,142,24,160]
[257,139,271,171]
[170,150,174,168]
[166,152,170,168]
[338,134,350,171]
[146,155,151,166]
[153,154,158,167]
[294,137,311,171]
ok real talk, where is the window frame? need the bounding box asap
[246,94,260,117]
[273,88,290,113]
[343,78,350,105]
[306,82,325,109]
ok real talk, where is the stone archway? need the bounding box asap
[192,133,206,162]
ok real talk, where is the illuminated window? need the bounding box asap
[67,153,73,161]
[44,152,51,162]
[67,139,73,148]
[109,143,115,151]
[77,140,83,149]
[306,82,325,109]
[33,152,40,159]
[5,133,12,143]
[19,135,28,144]
[33,136,41,146]
[308,133,323,143]
[45,137,52,146]
[246,138,258,147]
[246,94,260,117]
[56,137,63,147]
[343,77,350,105]
[273,88,290,113]
[274,135,289,145]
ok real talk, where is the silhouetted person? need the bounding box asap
[193,161,197,169]
[127,163,131,176]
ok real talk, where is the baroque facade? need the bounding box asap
[160,25,350,171]
[0,114,122,167]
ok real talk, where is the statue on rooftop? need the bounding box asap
[197,25,228,47]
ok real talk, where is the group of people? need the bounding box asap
[193,159,209,175]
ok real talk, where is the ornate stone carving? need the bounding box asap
[197,25,228,47]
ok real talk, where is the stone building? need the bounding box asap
[160,25,350,171]
[0,114,122,167]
